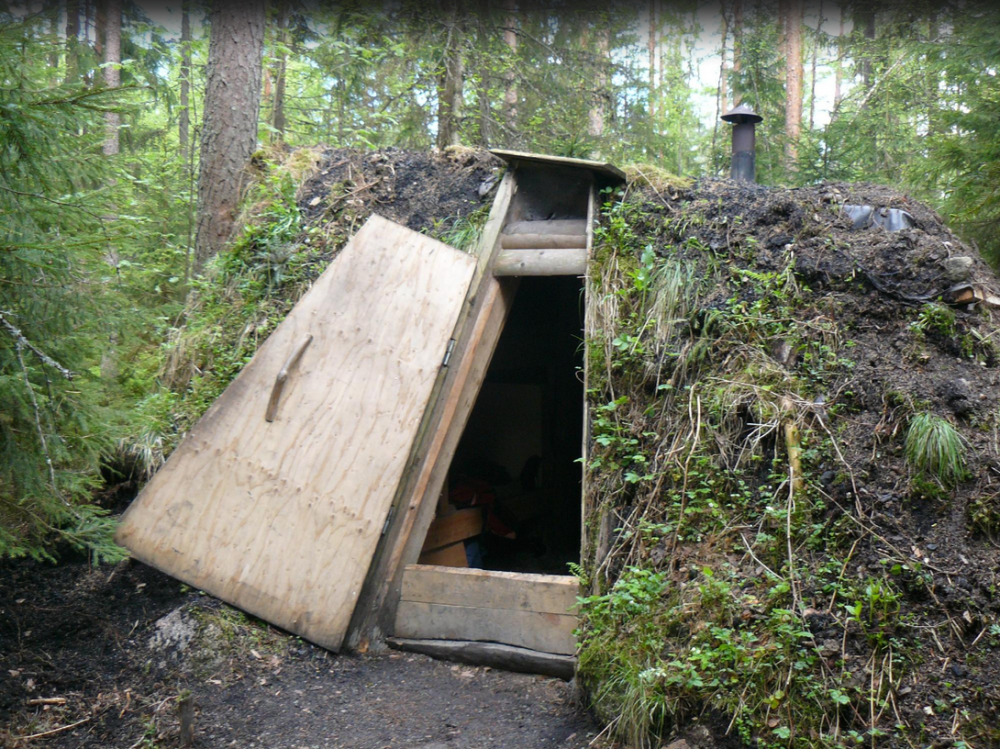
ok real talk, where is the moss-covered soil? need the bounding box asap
[579,177,1000,748]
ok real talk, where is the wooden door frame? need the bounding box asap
[348,162,611,653]
[346,171,518,651]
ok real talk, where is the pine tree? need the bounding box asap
[436,0,465,149]
[194,0,266,270]
[783,0,803,170]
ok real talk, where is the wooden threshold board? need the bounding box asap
[388,637,576,680]
[393,565,579,656]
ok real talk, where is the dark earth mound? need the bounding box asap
[580,174,1000,747]
[297,145,502,238]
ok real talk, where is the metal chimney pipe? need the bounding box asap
[721,103,763,182]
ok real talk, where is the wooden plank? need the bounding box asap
[116,215,475,652]
[417,542,468,567]
[394,601,577,655]
[494,249,587,276]
[472,171,517,288]
[490,149,627,182]
[503,219,588,236]
[345,170,519,651]
[400,565,579,615]
[388,638,576,680]
[581,184,597,561]
[500,234,586,250]
[420,509,483,552]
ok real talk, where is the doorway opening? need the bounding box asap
[421,275,585,575]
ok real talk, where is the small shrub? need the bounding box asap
[905,412,967,486]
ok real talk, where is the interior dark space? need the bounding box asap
[445,275,585,575]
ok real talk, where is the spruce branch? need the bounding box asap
[0,310,75,380]
[15,340,77,515]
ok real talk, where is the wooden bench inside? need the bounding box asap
[418,507,483,567]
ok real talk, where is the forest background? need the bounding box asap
[2,0,998,560]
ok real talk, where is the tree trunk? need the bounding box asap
[859,7,876,87]
[95,0,105,58]
[732,0,742,103]
[719,1,729,117]
[48,4,61,69]
[194,0,266,271]
[711,1,729,166]
[588,23,609,138]
[833,4,844,110]
[648,0,656,121]
[65,0,80,83]
[784,0,803,170]
[809,0,822,131]
[474,2,493,147]
[777,0,788,82]
[84,0,94,85]
[436,1,464,150]
[179,0,192,160]
[272,0,289,141]
[502,0,517,134]
[926,11,939,136]
[101,0,121,157]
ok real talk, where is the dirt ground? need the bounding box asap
[0,553,597,748]
[296,145,502,239]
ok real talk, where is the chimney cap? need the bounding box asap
[721,103,763,125]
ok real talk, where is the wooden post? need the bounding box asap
[177,691,194,748]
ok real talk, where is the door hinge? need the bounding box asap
[381,506,395,536]
[442,338,456,368]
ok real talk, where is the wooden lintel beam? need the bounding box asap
[493,249,587,276]
[500,234,586,250]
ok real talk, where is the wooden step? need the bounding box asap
[393,565,579,656]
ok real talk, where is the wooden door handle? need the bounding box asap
[265,334,313,422]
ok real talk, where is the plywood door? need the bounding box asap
[116,215,476,651]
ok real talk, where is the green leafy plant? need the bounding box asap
[910,303,956,339]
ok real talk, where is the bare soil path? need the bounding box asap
[0,555,596,748]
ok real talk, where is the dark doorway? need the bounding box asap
[445,276,585,575]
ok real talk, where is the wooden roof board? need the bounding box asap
[116,215,476,652]
[489,149,626,182]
